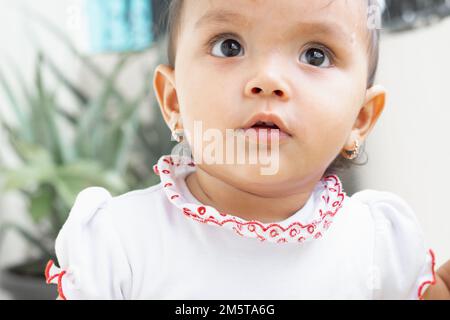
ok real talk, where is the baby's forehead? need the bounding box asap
[185,0,367,26]
[185,0,369,40]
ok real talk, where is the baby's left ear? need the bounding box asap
[355,84,386,139]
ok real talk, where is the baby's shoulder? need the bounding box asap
[348,189,421,233]
[346,189,426,249]
[59,182,170,244]
[51,183,172,299]
[107,183,167,220]
[347,189,434,299]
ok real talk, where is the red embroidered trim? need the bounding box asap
[57,270,67,300]
[45,260,55,283]
[156,155,347,243]
[45,259,67,300]
[182,175,344,243]
[417,249,436,300]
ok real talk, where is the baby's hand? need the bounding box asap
[423,259,450,300]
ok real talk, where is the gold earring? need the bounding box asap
[343,139,360,160]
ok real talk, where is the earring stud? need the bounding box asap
[171,128,183,143]
[343,139,360,160]
[169,115,183,143]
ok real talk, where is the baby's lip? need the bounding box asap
[241,112,293,136]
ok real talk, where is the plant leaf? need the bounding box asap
[52,161,127,207]
[42,54,89,106]
[75,54,131,161]
[0,140,54,190]
[32,52,69,164]
[29,185,53,223]
[0,70,27,131]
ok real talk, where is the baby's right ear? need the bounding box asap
[153,64,180,126]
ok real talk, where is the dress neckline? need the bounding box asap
[153,155,347,244]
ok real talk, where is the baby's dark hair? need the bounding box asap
[161,0,381,176]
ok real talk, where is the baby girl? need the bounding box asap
[45,0,450,299]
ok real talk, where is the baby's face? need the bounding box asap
[156,0,382,196]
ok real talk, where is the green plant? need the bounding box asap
[0,14,173,274]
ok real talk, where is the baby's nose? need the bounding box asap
[251,87,284,98]
[244,71,291,101]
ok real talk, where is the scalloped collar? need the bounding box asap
[153,155,347,244]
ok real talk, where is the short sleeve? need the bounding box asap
[44,187,132,300]
[352,190,436,300]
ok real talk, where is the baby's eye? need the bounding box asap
[299,47,332,68]
[210,37,244,58]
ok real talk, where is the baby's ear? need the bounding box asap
[153,64,180,126]
[355,84,386,139]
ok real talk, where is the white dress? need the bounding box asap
[45,155,436,300]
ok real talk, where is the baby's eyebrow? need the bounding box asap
[195,9,250,29]
[195,9,352,44]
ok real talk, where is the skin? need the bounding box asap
[153,0,449,299]
[423,260,450,300]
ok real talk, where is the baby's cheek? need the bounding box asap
[302,108,352,162]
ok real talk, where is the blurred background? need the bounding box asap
[0,0,449,299]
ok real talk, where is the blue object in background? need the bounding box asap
[85,0,153,53]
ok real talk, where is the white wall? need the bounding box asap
[354,17,450,267]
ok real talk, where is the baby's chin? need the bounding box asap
[209,162,309,197]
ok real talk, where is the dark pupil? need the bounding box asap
[305,48,325,66]
[221,39,241,57]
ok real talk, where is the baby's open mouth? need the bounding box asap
[239,113,293,143]
[250,121,280,130]
[241,113,293,136]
